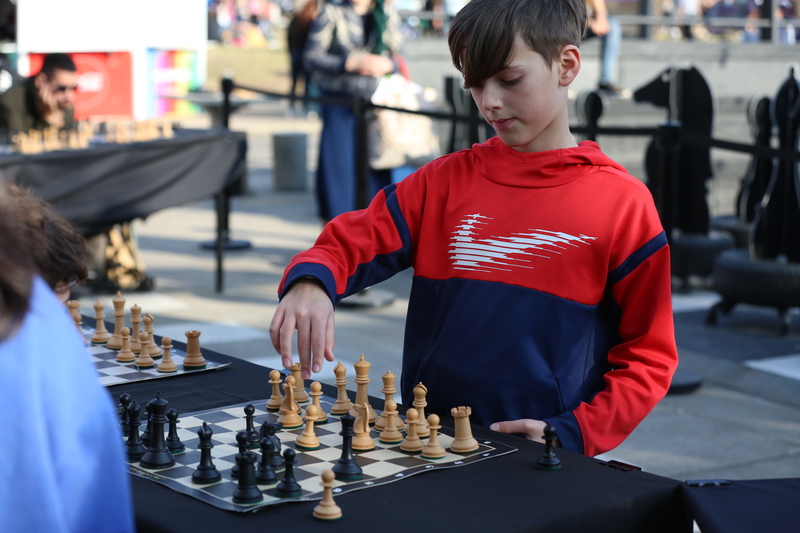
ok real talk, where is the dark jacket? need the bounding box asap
[0,77,76,133]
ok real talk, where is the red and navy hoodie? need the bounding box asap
[279,137,678,457]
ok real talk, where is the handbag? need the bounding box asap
[369,73,440,170]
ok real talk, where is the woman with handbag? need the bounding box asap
[303,0,404,223]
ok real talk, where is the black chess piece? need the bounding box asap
[166,408,185,454]
[140,403,153,446]
[192,422,222,484]
[275,448,302,497]
[536,424,562,471]
[230,430,249,479]
[119,393,132,434]
[243,404,259,449]
[232,432,264,504]
[260,421,284,471]
[140,393,176,469]
[125,403,147,461]
[255,437,278,485]
[332,412,363,481]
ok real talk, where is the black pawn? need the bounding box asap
[125,403,147,461]
[232,432,263,504]
[166,408,185,454]
[256,437,278,485]
[243,404,259,449]
[332,412,363,481]
[192,422,222,484]
[275,448,302,497]
[536,424,561,471]
[260,422,284,471]
[230,430,249,479]
[140,404,153,446]
[140,392,175,469]
[119,393,132,434]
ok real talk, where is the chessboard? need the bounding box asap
[83,327,229,387]
[127,397,518,513]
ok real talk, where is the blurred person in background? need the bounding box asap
[304,0,404,223]
[288,0,318,114]
[0,53,77,133]
[584,0,627,96]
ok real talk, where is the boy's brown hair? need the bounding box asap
[448,0,587,89]
[6,185,87,290]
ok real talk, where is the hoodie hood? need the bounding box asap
[471,137,628,189]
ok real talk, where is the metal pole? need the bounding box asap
[656,121,682,243]
[354,96,371,210]
[221,74,233,129]
[637,0,651,40]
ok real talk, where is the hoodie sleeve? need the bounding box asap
[545,186,678,457]
[278,182,415,305]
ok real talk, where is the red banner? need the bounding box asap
[29,52,133,120]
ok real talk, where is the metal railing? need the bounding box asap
[219,71,800,242]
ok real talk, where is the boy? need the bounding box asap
[270,0,678,457]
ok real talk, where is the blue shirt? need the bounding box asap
[0,278,135,533]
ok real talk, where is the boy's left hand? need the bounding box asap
[490,419,549,443]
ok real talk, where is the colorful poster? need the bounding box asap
[145,49,202,118]
[28,51,133,120]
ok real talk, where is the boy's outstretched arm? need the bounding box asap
[269,279,335,380]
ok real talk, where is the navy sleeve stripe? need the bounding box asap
[384,183,412,248]
[608,231,668,285]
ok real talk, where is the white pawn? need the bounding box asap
[116,327,135,363]
[309,382,329,424]
[400,408,424,453]
[378,400,403,445]
[157,337,177,373]
[266,369,284,411]
[421,414,447,459]
[313,470,342,521]
[296,404,321,450]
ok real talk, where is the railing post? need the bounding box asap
[637,0,651,39]
[656,121,682,243]
[221,74,233,130]
[354,96,371,210]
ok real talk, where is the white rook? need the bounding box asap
[273,133,308,191]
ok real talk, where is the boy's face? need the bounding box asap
[469,36,578,153]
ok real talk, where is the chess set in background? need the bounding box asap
[69,292,229,387]
[118,356,519,514]
[10,119,176,154]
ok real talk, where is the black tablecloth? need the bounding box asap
[0,129,247,236]
[682,478,800,533]
[108,339,690,533]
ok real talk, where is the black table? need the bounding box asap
[0,129,247,291]
[108,342,690,533]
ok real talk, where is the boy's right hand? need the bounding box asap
[269,279,335,381]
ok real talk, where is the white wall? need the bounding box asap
[17,0,207,118]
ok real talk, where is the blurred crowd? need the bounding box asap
[660,0,797,43]
[207,0,290,47]
[207,0,798,48]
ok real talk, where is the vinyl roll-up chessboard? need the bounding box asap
[83,327,230,386]
[126,397,517,513]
